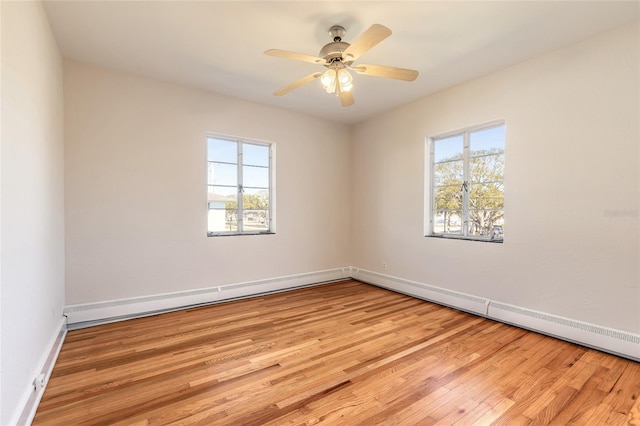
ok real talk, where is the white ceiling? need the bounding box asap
[43,1,639,124]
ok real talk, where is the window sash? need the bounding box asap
[428,122,504,242]
[207,136,273,236]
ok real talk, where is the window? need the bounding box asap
[207,135,274,236]
[427,122,505,242]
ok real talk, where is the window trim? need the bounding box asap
[425,120,505,243]
[206,133,275,237]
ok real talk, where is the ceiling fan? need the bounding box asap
[265,24,419,107]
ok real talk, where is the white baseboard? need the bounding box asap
[488,301,640,361]
[349,267,640,361]
[351,267,490,316]
[12,317,67,426]
[63,266,639,361]
[64,267,350,326]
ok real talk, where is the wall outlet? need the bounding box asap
[33,373,45,391]
[382,262,387,272]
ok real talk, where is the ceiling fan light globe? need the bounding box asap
[338,69,353,84]
[320,70,335,88]
[321,69,338,93]
[337,69,354,92]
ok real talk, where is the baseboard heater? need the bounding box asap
[351,267,639,362]
[64,267,351,329]
[64,266,639,361]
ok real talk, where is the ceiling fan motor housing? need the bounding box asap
[320,25,352,64]
[319,41,350,62]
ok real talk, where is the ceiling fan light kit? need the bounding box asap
[321,67,353,94]
[265,23,419,107]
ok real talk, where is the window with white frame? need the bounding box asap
[428,122,505,242]
[207,136,274,236]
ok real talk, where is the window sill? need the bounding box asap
[207,232,275,237]
[426,234,503,243]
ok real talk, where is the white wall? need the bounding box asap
[1,1,66,423]
[351,22,639,334]
[64,61,351,305]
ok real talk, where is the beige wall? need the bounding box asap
[64,22,639,335]
[3,5,637,421]
[1,1,65,423]
[351,22,639,333]
[64,61,352,304]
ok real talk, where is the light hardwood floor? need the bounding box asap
[34,280,640,425]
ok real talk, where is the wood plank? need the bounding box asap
[32,280,640,425]
[627,394,640,425]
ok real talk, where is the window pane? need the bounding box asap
[433,211,446,234]
[470,153,504,184]
[243,165,269,189]
[242,188,269,232]
[469,183,504,209]
[208,208,238,233]
[243,210,269,231]
[242,188,269,210]
[207,138,237,163]
[208,184,236,198]
[243,143,269,167]
[434,134,463,163]
[434,160,463,185]
[468,210,504,240]
[434,186,462,211]
[207,186,238,233]
[208,162,237,186]
[470,125,505,157]
[433,210,462,235]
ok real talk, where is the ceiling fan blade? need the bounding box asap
[264,49,326,65]
[351,64,419,81]
[273,72,323,96]
[336,80,355,107]
[342,24,392,62]
[338,90,355,107]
